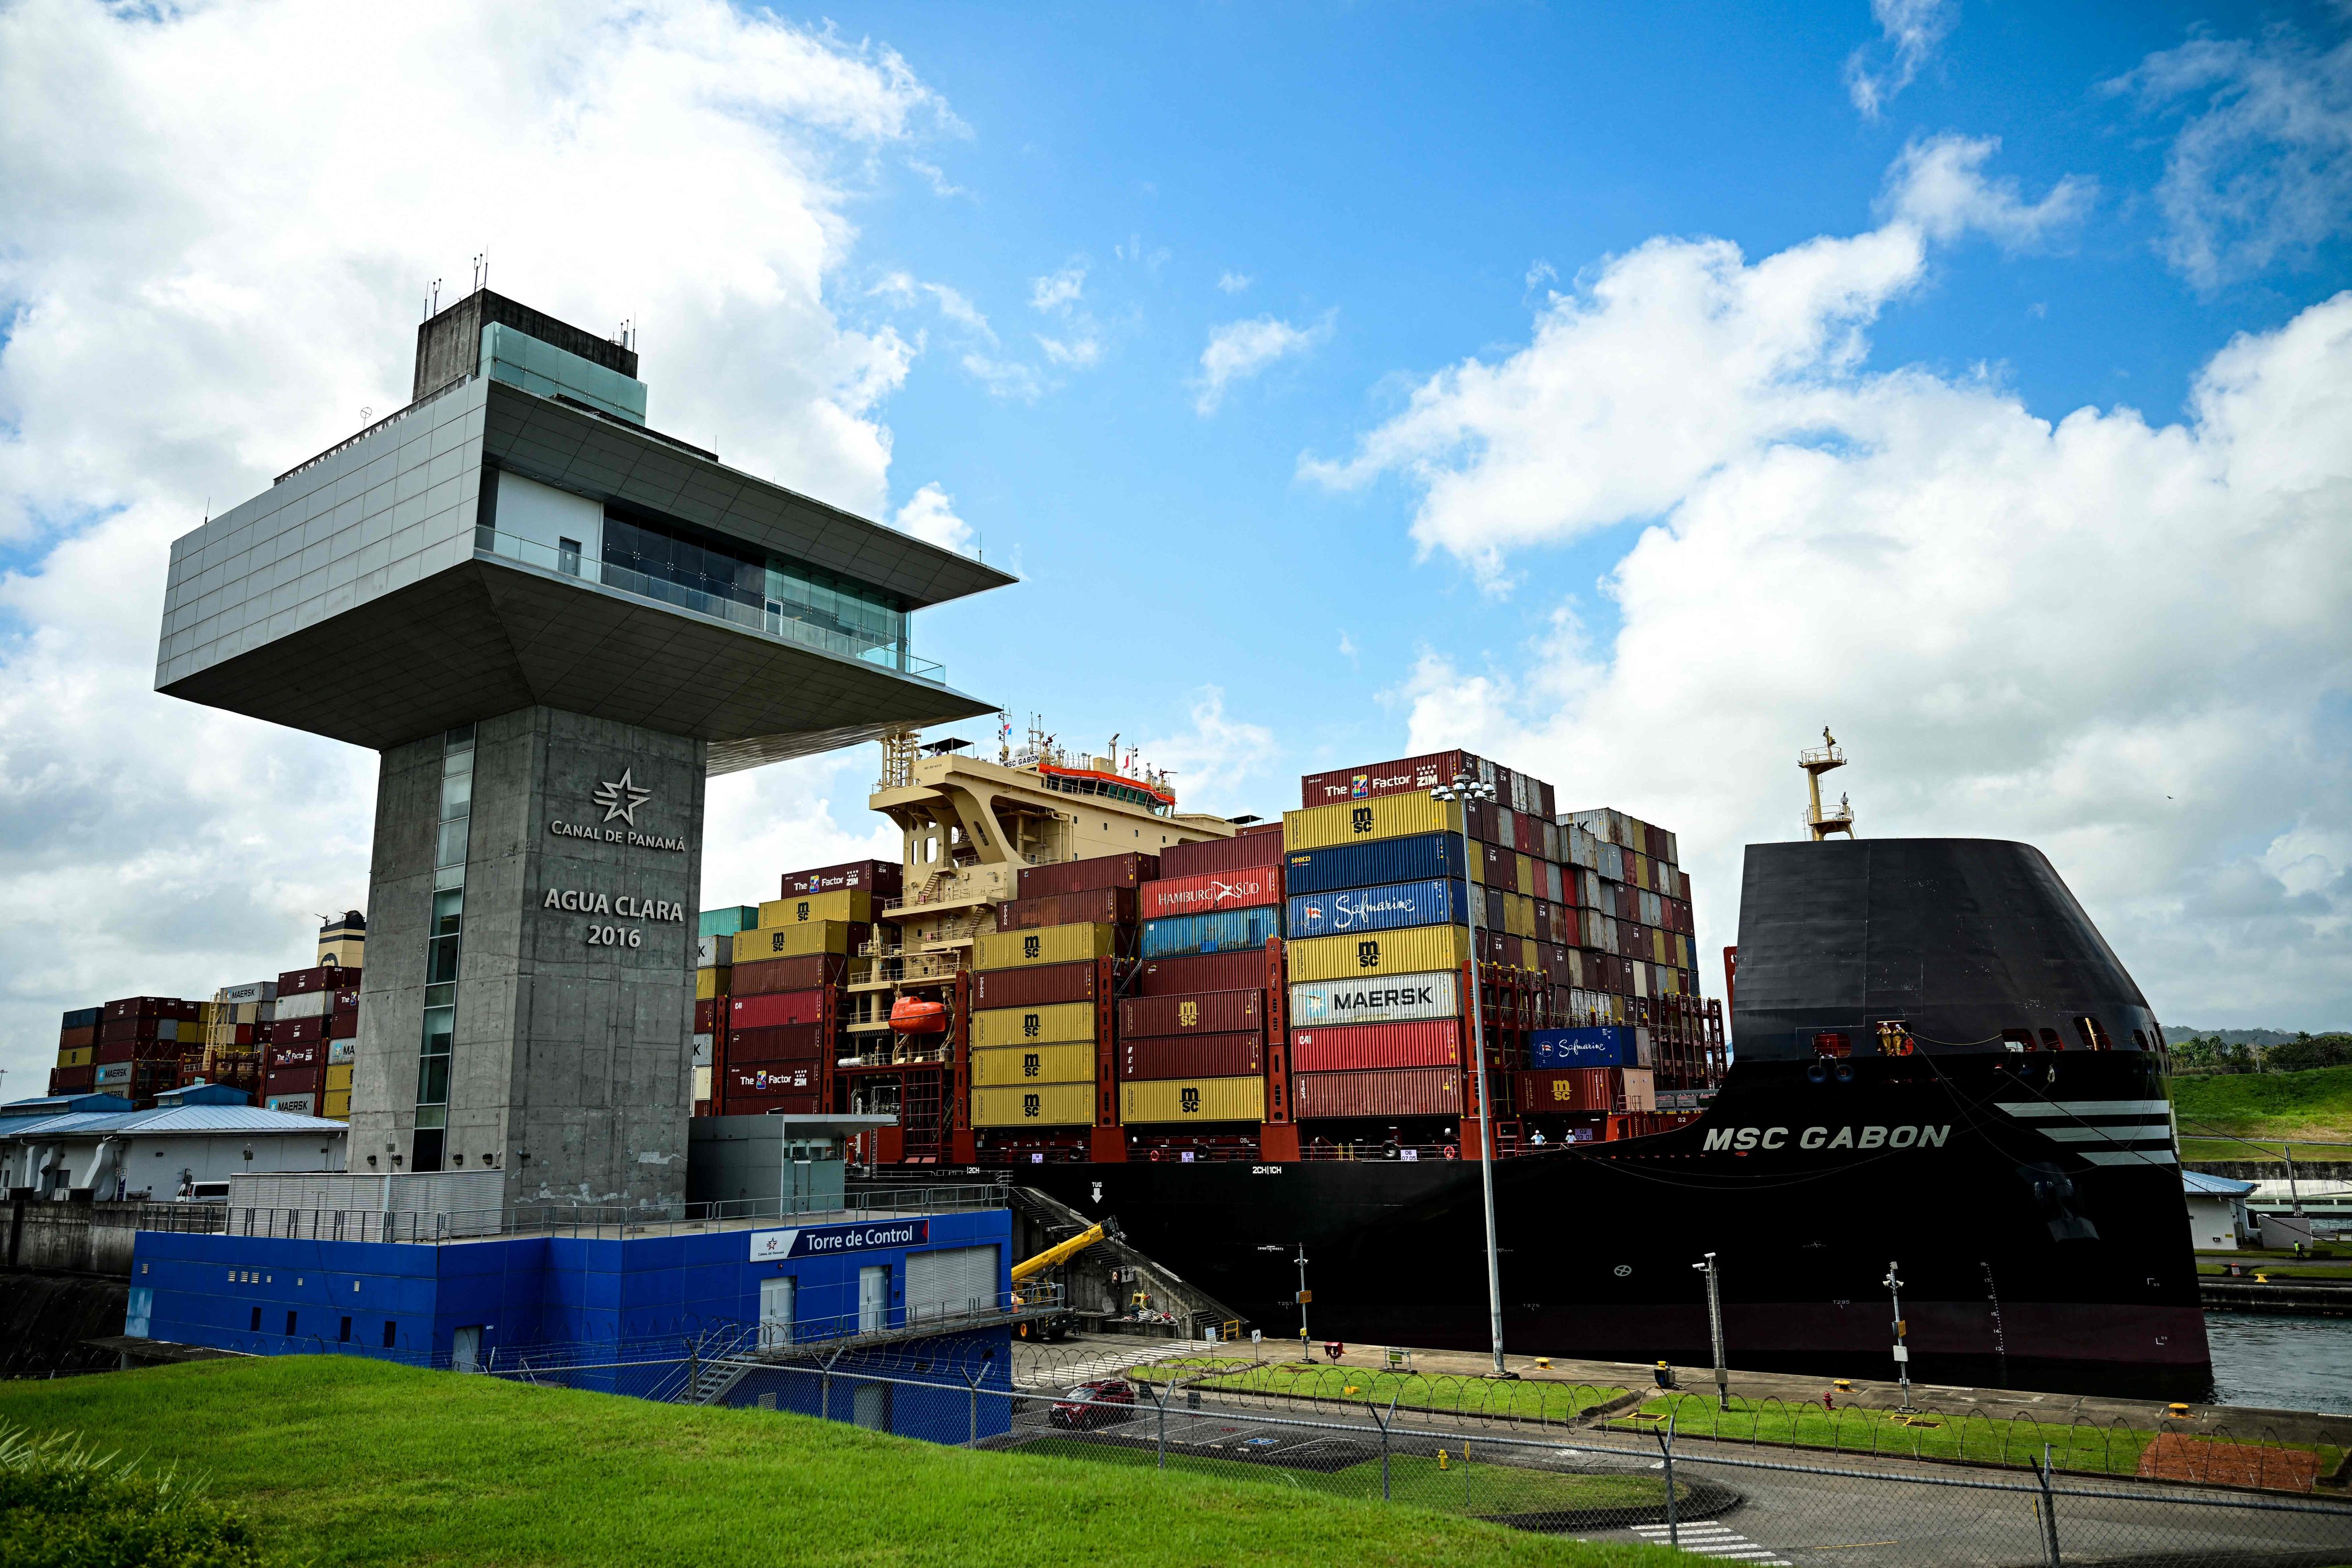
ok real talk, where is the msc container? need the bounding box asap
[730,990,830,1030]
[1159,831,1288,879]
[970,1042,1096,1087]
[759,890,873,928]
[733,953,849,995]
[1016,852,1160,901]
[1138,866,1283,921]
[1140,906,1283,960]
[1120,1075,1265,1124]
[1118,988,1264,1039]
[1282,833,1469,896]
[699,905,760,937]
[1518,1065,1655,1113]
[781,859,902,898]
[998,887,1137,932]
[1293,1067,1462,1119]
[972,1082,1094,1127]
[724,1061,821,1096]
[971,1001,1099,1049]
[972,960,1100,1010]
[1120,1033,1264,1081]
[1299,750,1485,808]
[1291,1019,1463,1072]
[735,921,866,961]
[974,922,1119,971]
[694,933,734,968]
[1287,878,1466,939]
[1134,950,1268,997]
[1528,1026,1651,1069]
[1283,794,1462,852]
[728,1024,827,1063]
[1287,925,1473,984]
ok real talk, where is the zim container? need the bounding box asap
[1119,1075,1264,1124]
[1118,988,1263,1039]
[1016,852,1160,901]
[1158,831,1288,879]
[736,921,866,961]
[1138,866,1283,920]
[971,959,1100,1010]
[973,922,1118,971]
[1290,1019,1463,1073]
[1283,793,1462,852]
[1287,924,1474,984]
[724,1060,821,1095]
[759,890,873,927]
[781,859,902,898]
[1292,1066,1463,1119]
[730,989,830,1030]
[1282,832,1468,896]
[1119,1033,1264,1082]
[972,1082,1093,1127]
[1134,949,1269,997]
[1287,878,1466,939]
[971,1001,1099,1049]
[970,1041,1096,1087]
[998,886,1137,932]
[1299,750,1482,808]
[1140,906,1283,960]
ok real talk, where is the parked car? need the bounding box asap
[1048,1378,1138,1430]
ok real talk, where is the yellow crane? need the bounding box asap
[1012,1217,1121,1341]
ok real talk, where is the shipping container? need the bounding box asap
[1119,1075,1264,1124]
[973,922,1118,971]
[694,998,719,1033]
[103,996,173,1021]
[1285,970,1457,1028]
[971,1082,1094,1127]
[1287,924,1474,984]
[735,921,865,961]
[759,889,874,928]
[1134,950,1268,997]
[1529,1026,1652,1069]
[1137,866,1282,921]
[57,1025,95,1051]
[971,1001,1099,1048]
[1299,750,1482,808]
[47,1065,95,1093]
[327,1040,356,1065]
[321,1090,351,1120]
[1284,793,1462,852]
[723,1061,821,1096]
[729,989,830,1030]
[1118,988,1263,1039]
[60,1006,103,1030]
[970,1041,1096,1087]
[325,1063,354,1092]
[732,953,849,995]
[54,1046,95,1069]
[1159,831,1288,880]
[1286,878,1466,939]
[971,960,1100,1010]
[1290,1019,1463,1072]
[1016,852,1160,901]
[694,967,727,1002]
[781,859,902,898]
[728,1024,827,1063]
[275,991,330,1021]
[1119,1033,1264,1081]
[1292,1067,1462,1119]
[265,1094,316,1116]
[1282,832,1469,897]
[1517,1065,1655,1113]
[699,905,760,937]
[997,886,1137,932]
[94,1062,133,1087]
[695,934,733,968]
[1140,906,1283,960]
[276,967,357,996]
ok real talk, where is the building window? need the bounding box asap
[383,1320,397,1350]
[284,1310,298,1335]
[339,1316,353,1343]
[415,725,472,1173]
[249,1307,261,1331]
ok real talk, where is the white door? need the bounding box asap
[906,1245,1002,1324]
[852,1381,889,1431]
[759,1277,797,1347]
[452,1326,482,1373]
[858,1265,890,1333]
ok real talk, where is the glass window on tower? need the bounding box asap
[415,724,472,1173]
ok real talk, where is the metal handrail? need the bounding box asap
[211,1184,1011,1245]
[273,376,477,485]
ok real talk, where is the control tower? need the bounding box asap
[153,289,1014,1207]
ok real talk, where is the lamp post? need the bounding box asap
[1431,768,1508,1378]
[1259,1242,1310,1354]
[1883,1261,1914,1412]
[1694,1252,1728,1410]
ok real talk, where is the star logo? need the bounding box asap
[592,768,654,827]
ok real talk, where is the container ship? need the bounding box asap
[694,725,2208,1400]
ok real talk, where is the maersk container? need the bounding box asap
[971,1001,1098,1048]
[1119,1075,1264,1124]
[970,1041,1096,1087]
[1292,1067,1462,1119]
[1119,1032,1264,1081]
[694,934,733,968]
[972,1082,1092,1127]
[1528,1025,1653,1069]
[1287,924,1473,984]
[1283,832,1468,896]
[1284,793,1462,852]
[1290,1019,1462,1072]
[1286,879,1466,939]
[1118,988,1263,1039]
[1140,906,1283,960]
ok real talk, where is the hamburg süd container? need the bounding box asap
[1292,1066,1463,1120]
[972,1082,1093,1127]
[1283,793,1462,852]
[1015,852,1160,901]
[973,922,1120,971]
[1281,832,1469,896]
[1119,1075,1265,1124]
[1286,924,1474,984]
[1118,988,1263,1040]
[736,921,864,961]
[1139,906,1283,960]
[1158,830,1288,880]
[1134,950,1269,997]
[759,889,873,927]
[1138,866,1283,921]
[729,989,829,1030]
[970,1041,1096,1087]
[1119,1032,1264,1081]
[1287,878,1466,939]
[971,1001,1099,1049]
[1289,1019,1463,1073]
[971,959,1100,1010]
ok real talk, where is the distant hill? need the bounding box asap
[2169,1028,2303,1048]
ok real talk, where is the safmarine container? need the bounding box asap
[1287,878,1466,939]
[730,990,829,1030]
[1119,1034,1264,1081]
[1291,1020,1462,1072]
[1017,852,1160,901]
[1283,794,1461,852]
[737,921,864,961]
[970,1042,1096,1087]
[972,960,1100,1010]
[1160,831,1287,879]
[727,1024,826,1063]
[972,1082,1092,1127]
[1136,951,1266,997]
[1140,906,1282,960]
[1118,989,1263,1039]
[1283,833,1469,895]
[1287,925,1474,984]
[1139,866,1283,920]
[1292,1067,1462,1119]
[974,922,1119,971]
[1120,1076,1264,1123]
[1528,1026,1646,1068]
[998,887,1137,932]
[760,890,874,927]
[733,954,848,995]
[971,1002,1099,1048]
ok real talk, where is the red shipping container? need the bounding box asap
[781,859,902,898]
[997,887,1137,933]
[728,1024,827,1064]
[264,1064,326,1095]
[722,1061,820,1096]
[732,953,848,995]
[1478,842,1519,892]
[1118,988,1263,1040]
[972,960,1099,1010]
[1517,1067,1633,1113]
[277,965,361,995]
[1119,1032,1264,1081]
[328,1011,360,1039]
[1134,951,1266,997]
[333,988,361,1014]
[268,1041,324,1070]
[1016,852,1159,901]
[276,1017,326,1044]
[730,990,830,1029]
[1293,1067,1463,1119]
[1137,867,1282,921]
[1300,750,1481,809]
[94,1037,135,1065]
[58,1025,95,1051]
[694,999,719,1033]
[103,996,172,1022]
[1159,831,1288,880]
[48,1065,95,1093]
[98,1017,156,1045]
[724,1091,825,1115]
[1291,1020,1463,1073]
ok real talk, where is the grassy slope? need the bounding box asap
[2173,1065,2352,1156]
[0,1359,1673,1568]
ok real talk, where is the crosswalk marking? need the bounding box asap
[1631,1521,1791,1565]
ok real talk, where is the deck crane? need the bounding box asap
[1011,1216,1122,1341]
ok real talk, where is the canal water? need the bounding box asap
[2205,1313,2352,1413]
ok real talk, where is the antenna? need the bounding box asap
[430,277,441,315]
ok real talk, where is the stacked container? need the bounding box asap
[694,907,755,1111]
[95,997,202,1107]
[263,965,357,1115]
[719,868,877,1115]
[48,1007,102,1095]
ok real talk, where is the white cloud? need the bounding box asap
[1880,133,2094,246]
[1194,313,1334,415]
[0,0,952,1087]
[702,752,901,912]
[1323,171,2352,1025]
[1218,271,1253,294]
[1845,0,1958,119]
[1526,260,1559,291]
[1337,631,1359,662]
[1142,689,1277,817]
[891,482,976,555]
[874,272,996,342]
[2108,28,2352,291]
[906,157,966,198]
[1030,265,1087,315]
[960,352,1042,401]
[1036,334,1101,369]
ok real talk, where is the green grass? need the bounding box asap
[1140,1358,1631,1426]
[2173,1066,2352,1148]
[0,1357,1675,1567]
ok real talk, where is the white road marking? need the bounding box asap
[1632,1521,1791,1565]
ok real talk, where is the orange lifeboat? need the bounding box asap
[889,997,948,1034]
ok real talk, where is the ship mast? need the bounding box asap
[1800,728,1856,841]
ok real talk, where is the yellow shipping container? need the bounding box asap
[325,1063,354,1092]
[694,966,732,1001]
[1120,1076,1265,1125]
[1516,853,1535,893]
[1504,893,1535,939]
[970,1042,1097,1087]
[1287,924,1474,983]
[692,1065,712,1102]
[56,1046,94,1068]
[759,890,873,928]
[736,921,855,961]
[971,1082,1094,1127]
[321,1090,351,1120]
[1283,793,1462,852]
[971,1002,1099,1049]
[972,922,1117,972]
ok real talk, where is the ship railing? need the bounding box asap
[1293,1142,1467,1163]
[206,1186,1010,1245]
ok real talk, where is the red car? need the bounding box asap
[1049,1379,1139,1430]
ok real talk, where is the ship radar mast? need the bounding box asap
[1800,727,1856,841]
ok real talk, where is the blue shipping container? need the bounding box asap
[1530,1026,1637,1068]
[1287,879,1466,938]
[1284,832,1467,896]
[1140,906,1284,959]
